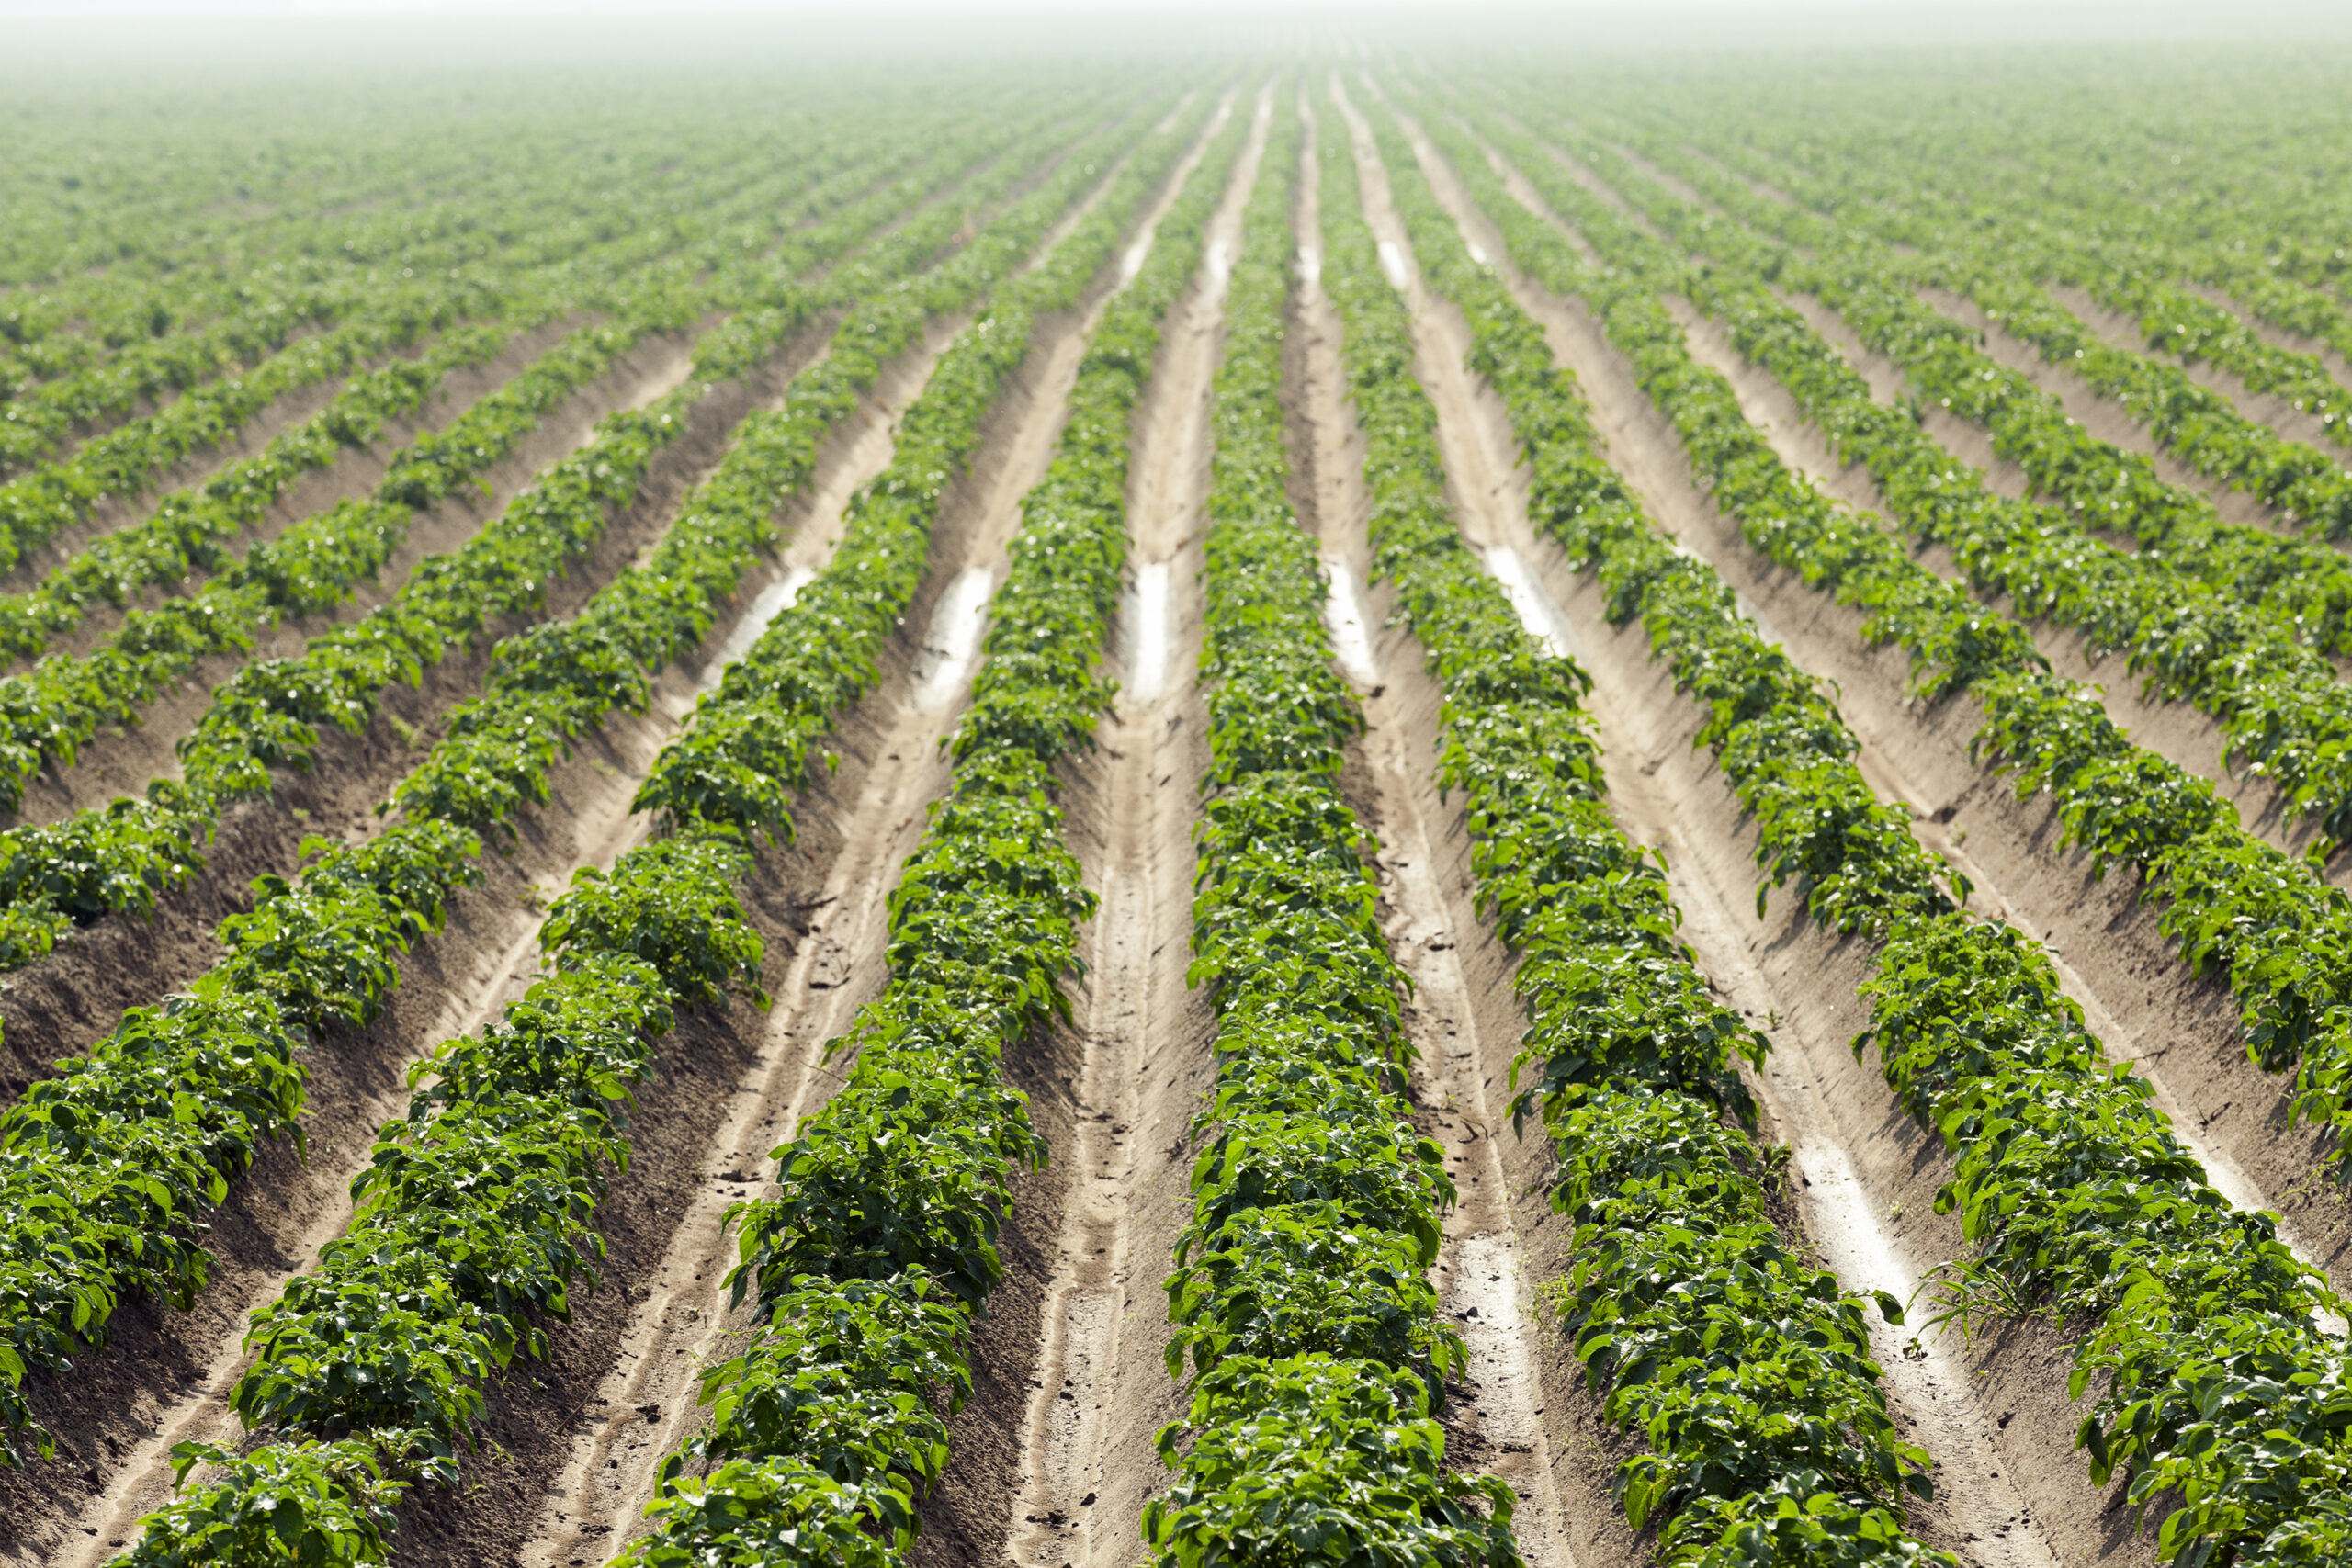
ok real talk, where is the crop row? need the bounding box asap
[1342,94,1952,1566]
[0,110,1065,973]
[100,89,1211,1558]
[1610,89,2352,393]
[0,111,916,580]
[0,107,1032,802]
[0,100,918,486]
[0,149,714,484]
[1547,120,2352,858]
[0,102,811,364]
[0,118,960,671]
[1447,101,2352,1160]
[1648,121,2352,456]
[1581,130,2352,607]
[124,83,1213,1561]
[1128,102,1520,1568]
[610,85,1244,1568]
[0,104,1159,1471]
[1387,92,2352,1568]
[0,101,683,294]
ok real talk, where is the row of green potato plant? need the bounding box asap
[0,112,1044,971]
[1568,128,2352,576]
[0,142,704,486]
[115,834,768,1565]
[0,275,416,479]
[611,90,1238,1568]
[0,115,1037,818]
[0,107,746,396]
[1336,96,1948,1568]
[1610,94,2352,416]
[1985,242,2352,461]
[1457,103,2352,1167]
[1394,96,2352,1568]
[0,88,732,299]
[2036,241,2350,445]
[1655,122,2352,457]
[104,183,1091,1517]
[1133,103,1520,1568]
[1692,234,2352,849]
[0,115,881,577]
[0,111,1138,1466]
[0,120,936,668]
[1540,125,2352,785]
[1653,139,2352,611]
[0,275,498,569]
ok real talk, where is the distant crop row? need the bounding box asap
[1389,86,2352,1566]
[611,95,1223,1568]
[0,110,1080,975]
[0,103,1127,1472]
[1448,99,2352,1174]
[107,92,1210,1568]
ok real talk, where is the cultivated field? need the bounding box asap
[4,43,2352,1568]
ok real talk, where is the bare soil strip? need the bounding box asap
[2179,277,2352,392]
[0,332,472,605]
[508,97,1240,1568]
[989,92,1265,1568]
[1913,286,2284,530]
[1319,93,1577,1568]
[4,303,951,1568]
[1379,94,2352,1567]
[1,319,583,678]
[2042,280,2346,452]
[10,321,698,830]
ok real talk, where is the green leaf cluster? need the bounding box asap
[1412,86,2352,1568]
[1464,104,2352,1162]
[1148,100,1523,1568]
[0,104,1074,971]
[1333,96,1947,1567]
[5,111,1093,1472]
[620,87,1233,1568]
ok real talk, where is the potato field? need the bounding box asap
[5,37,2352,1568]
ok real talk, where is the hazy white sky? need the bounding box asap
[1,0,2339,52]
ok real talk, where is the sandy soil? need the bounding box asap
[494,95,1242,1568]
[1366,93,2352,1567]
[0,308,840,1568]
[2178,278,2352,394]
[0,318,582,676]
[32,81,2352,1568]
[0,327,419,604]
[2043,280,2346,454]
[983,94,1260,1568]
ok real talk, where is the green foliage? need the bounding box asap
[1410,82,2352,1566]
[597,88,1241,1568]
[28,97,1128,1493]
[612,1458,902,1568]
[108,1438,413,1568]
[1144,1357,1518,1568]
[1329,96,1945,1565]
[1142,101,1529,1568]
